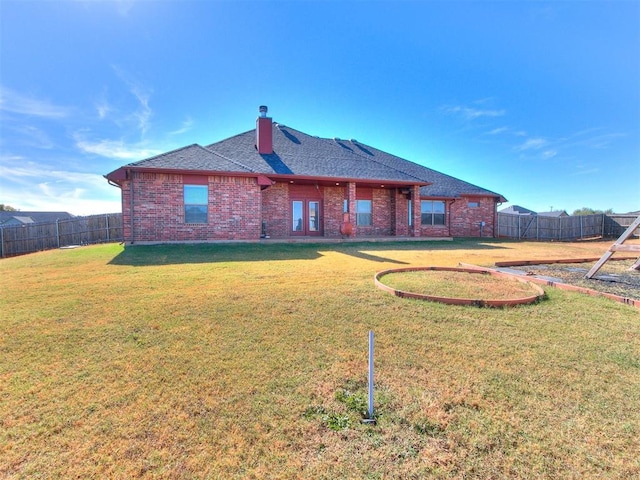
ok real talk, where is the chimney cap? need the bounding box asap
[259,105,268,117]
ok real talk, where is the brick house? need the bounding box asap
[105,106,505,243]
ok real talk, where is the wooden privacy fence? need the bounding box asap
[497,213,640,241]
[0,213,123,258]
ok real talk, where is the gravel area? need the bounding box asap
[508,259,640,301]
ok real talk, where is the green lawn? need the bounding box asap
[1,240,639,479]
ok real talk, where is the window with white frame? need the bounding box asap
[420,200,446,225]
[355,199,372,226]
[184,185,208,223]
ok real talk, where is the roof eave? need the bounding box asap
[105,166,432,189]
[268,173,430,188]
[460,192,508,202]
[106,166,259,180]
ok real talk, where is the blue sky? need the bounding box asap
[1,0,638,216]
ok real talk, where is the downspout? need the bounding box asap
[493,200,501,238]
[448,199,456,237]
[129,168,135,244]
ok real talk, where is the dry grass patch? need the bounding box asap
[1,239,639,479]
[380,269,543,301]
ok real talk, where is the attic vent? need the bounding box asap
[350,139,358,143]
[333,137,341,141]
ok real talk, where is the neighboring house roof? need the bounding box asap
[108,120,506,201]
[499,205,537,215]
[538,210,569,217]
[1,216,36,226]
[0,211,74,226]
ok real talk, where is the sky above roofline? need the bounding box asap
[1,1,638,215]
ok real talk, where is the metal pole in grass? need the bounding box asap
[363,330,376,424]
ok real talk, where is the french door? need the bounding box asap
[291,200,322,236]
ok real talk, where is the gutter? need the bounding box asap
[106,178,121,188]
[448,198,456,237]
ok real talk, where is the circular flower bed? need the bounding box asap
[375,266,546,308]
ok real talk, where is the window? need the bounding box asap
[355,199,372,226]
[408,198,413,226]
[343,199,349,214]
[468,201,480,208]
[421,200,446,225]
[184,185,208,223]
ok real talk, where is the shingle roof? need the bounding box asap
[108,120,505,200]
[538,210,568,217]
[0,211,74,226]
[206,123,504,199]
[333,139,505,200]
[499,205,537,215]
[206,125,425,183]
[123,144,254,173]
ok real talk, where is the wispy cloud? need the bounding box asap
[111,65,153,136]
[95,91,113,120]
[442,104,506,120]
[10,125,55,149]
[169,117,194,136]
[515,137,548,151]
[0,156,121,215]
[487,127,509,135]
[74,135,161,160]
[574,132,626,150]
[0,86,71,118]
[570,167,600,176]
[115,0,136,17]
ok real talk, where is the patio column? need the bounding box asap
[393,188,409,236]
[411,185,421,237]
[348,182,357,237]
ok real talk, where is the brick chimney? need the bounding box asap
[256,105,273,154]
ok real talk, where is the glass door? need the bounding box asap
[291,200,322,236]
[308,201,319,233]
[292,201,304,234]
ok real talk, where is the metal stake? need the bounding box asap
[363,330,376,424]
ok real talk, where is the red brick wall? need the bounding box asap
[449,197,496,237]
[420,196,496,237]
[323,186,347,237]
[117,172,497,242]
[355,188,393,237]
[261,182,289,237]
[392,189,411,236]
[120,179,132,242]
[261,183,347,238]
[123,172,261,242]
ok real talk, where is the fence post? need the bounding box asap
[56,219,60,248]
[0,227,3,258]
[518,215,521,240]
[580,215,583,239]
[106,214,110,242]
[559,217,562,241]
